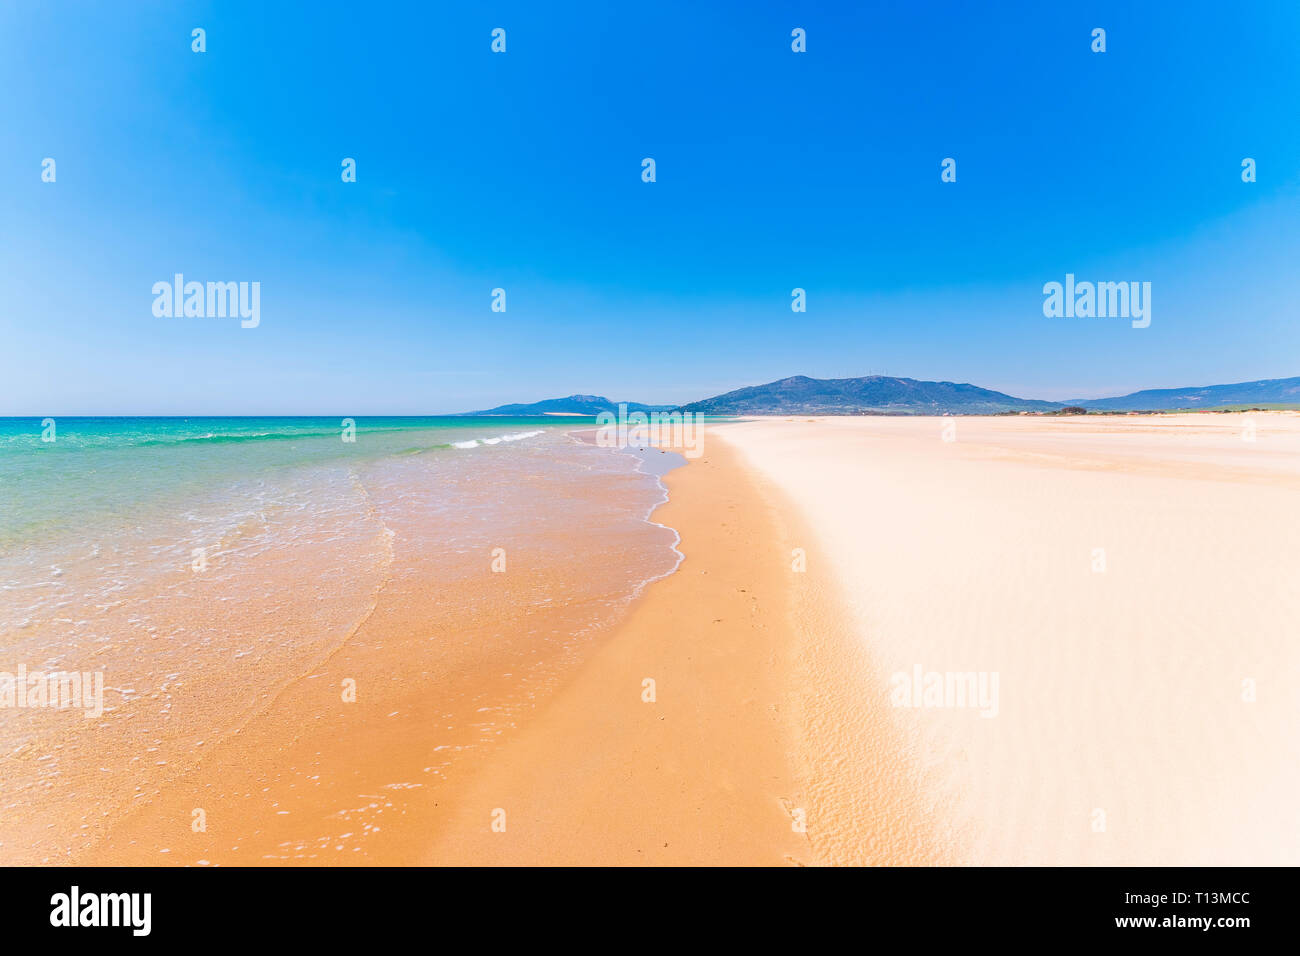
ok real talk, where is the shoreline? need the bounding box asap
[417,430,820,864]
[414,425,942,865]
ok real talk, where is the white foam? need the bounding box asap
[452,430,542,450]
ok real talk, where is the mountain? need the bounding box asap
[1065,376,1300,411]
[677,375,1062,415]
[467,375,1300,418]
[464,394,676,416]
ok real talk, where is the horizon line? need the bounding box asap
[4,371,1297,419]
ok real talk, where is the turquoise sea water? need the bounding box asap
[0,416,587,546]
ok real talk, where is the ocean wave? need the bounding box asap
[451,430,544,451]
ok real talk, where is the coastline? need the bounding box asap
[46,412,1300,866]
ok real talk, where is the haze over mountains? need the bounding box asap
[1064,377,1300,411]
[466,376,1300,416]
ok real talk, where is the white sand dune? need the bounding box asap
[716,413,1300,865]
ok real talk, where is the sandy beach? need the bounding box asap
[416,412,1300,866]
[715,413,1300,866]
[424,412,1300,866]
[68,433,835,866]
[50,413,1300,866]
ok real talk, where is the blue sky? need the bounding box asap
[2,0,1298,414]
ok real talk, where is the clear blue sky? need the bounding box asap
[2,0,1298,414]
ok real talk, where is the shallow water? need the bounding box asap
[0,417,681,863]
